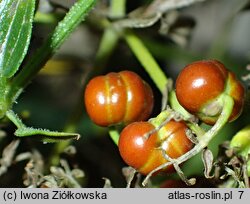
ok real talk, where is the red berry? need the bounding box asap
[176,60,244,125]
[118,120,193,175]
[84,71,154,126]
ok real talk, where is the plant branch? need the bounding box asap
[5,110,80,143]
[49,0,126,166]
[112,0,206,29]
[145,0,206,15]
[142,94,234,186]
[6,0,96,107]
[124,30,168,94]
[109,0,126,18]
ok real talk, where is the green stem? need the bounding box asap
[0,77,8,118]
[105,0,127,146]
[65,0,124,135]
[109,127,120,146]
[6,0,96,107]
[143,94,234,185]
[177,95,234,160]
[64,0,125,133]
[34,11,63,24]
[95,24,120,69]
[169,90,195,121]
[124,30,168,93]
[110,0,126,18]
[5,110,24,129]
[5,110,80,143]
[49,0,126,166]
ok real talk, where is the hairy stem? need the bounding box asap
[49,0,126,165]
[6,0,96,107]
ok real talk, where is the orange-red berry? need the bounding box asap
[118,120,193,175]
[84,71,154,127]
[176,60,245,125]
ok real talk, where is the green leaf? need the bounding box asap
[230,125,250,157]
[7,0,97,105]
[0,0,35,78]
[6,110,81,143]
[15,127,81,143]
[230,125,250,176]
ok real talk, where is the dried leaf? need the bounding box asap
[202,148,214,178]
[113,11,161,29]
[122,166,137,188]
[23,150,44,187]
[102,177,112,188]
[71,169,85,178]
[0,140,20,176]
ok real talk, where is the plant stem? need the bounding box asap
[65,0,125,134]
[6,0,96,107]
[169,90,194,120]
[106,0,127,145]
[0,77,8,118]
[95,24,121,69]
[49,0,126,165]
[109,127,120,146]
[110,0,126,18]
[143,94,234,185]
[5,110,80,142]
[34,12,63,24]
[124,30,168,93]
[5,110,24,129]
[64,0,125,133]
[6,0,95,165]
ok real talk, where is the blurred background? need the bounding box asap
[0,0,249,187]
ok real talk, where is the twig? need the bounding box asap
[145,0,207,16]
[142,94,234,186]
[113,0,207,29]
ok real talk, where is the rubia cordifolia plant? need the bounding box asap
[85,60,246,186]
[83,0,249,187]
[0,0,96,142]
[0,0,249,188]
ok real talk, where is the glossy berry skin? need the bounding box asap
[118,120,193,175]
[84,71,154,127]
[176,60,245,125]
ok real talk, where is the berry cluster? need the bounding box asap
[84,60,245,180]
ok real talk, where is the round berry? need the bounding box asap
[176,60,244,124]
[118,120,193,175]
[84,71,154,127]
